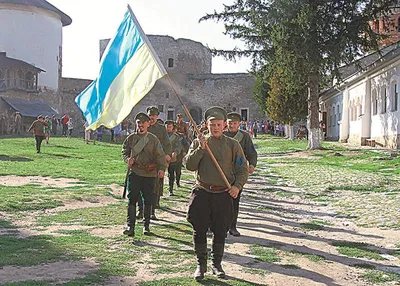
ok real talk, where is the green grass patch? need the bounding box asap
[36,203,126,227]
[290,250,325,262]
[331,241,384,260]
[0,235,70,267]
[249,245,280,263]
[300,222,324,231]
[0,219,16,228]
[361,270,400,283]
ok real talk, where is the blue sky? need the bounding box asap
[48,0,252,80]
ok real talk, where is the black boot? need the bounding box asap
[194,243,207,280]
[123,204,136,237]
[169,181,174,196]
[211,243,226,278]
[143,204,151,235]
[176,175,181,188]
[229,215,240,237]
[136,198,143,219]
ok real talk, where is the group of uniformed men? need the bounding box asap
[121,105,257,280]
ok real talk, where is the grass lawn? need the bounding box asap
[0,135,399,285]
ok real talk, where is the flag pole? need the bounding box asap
[126,5,231,189]
[165,75,232,189]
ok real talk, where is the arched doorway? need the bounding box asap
[189,107,202,124]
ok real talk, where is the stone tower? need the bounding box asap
[0,0,71,90]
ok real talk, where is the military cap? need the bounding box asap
[204,106,227,121]
[146,106,160,115]
[165,120,175,125]
[157,118,164,124]
[134,112,150,122]
[227,112,242,122]
[176,114,183,118]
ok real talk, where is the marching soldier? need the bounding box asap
[147,106,171,220]
[165,121,182,196]
[184,106,248,280]
[122,112,167,239]
[224,112,258,237]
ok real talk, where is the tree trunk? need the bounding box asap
[286,125,295,140]
[307,72,322,149]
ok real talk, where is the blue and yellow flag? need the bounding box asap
[75,5,167,130]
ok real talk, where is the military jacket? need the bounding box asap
[28,120,45,136]
[148,122,172,155]
[122,132,167,177]
[184,134,248,190]
[168,132,182,163]
[224,130,258,167]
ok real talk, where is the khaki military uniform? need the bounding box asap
[224,129,258,235]
[184,134,248,241]
[167,131,182,195]
[148,122,171,212]
[122,131,166,233]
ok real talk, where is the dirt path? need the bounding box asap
[0,174,399,285]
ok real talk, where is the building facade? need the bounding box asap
[320,44,400,149]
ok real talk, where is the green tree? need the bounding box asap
[201,0,395,149]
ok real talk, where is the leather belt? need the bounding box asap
[135,163,157,172]
[197,181,226,192]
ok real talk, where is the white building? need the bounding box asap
[0,0,71,90]
[320,43,400,149]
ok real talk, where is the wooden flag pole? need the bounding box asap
[165,74,231,189]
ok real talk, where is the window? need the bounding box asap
[381,86,387,114]
[168,58,174,68]
[333,106,336,126]
[372,89,377,115]
[392,82,398,112]
[166,92,170,99]
[167,110,174,120]
[337,104,341,122]
[157,104,164,113]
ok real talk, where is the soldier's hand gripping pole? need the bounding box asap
[166,75,231,189]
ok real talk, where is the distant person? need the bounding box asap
[61,114,69,136]
[14,112,22,135]
[67,118,74,138]
[51,115,58,135]
[44,116,52,144]
[27,115,46,153]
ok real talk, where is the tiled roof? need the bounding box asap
[0,52,45,72]
[0,0,72,26]
[1,96,57,117]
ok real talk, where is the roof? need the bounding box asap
[0,52,45,72]
[1,97,58,117]
[337,41,400,80]
[0,0,72,26]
